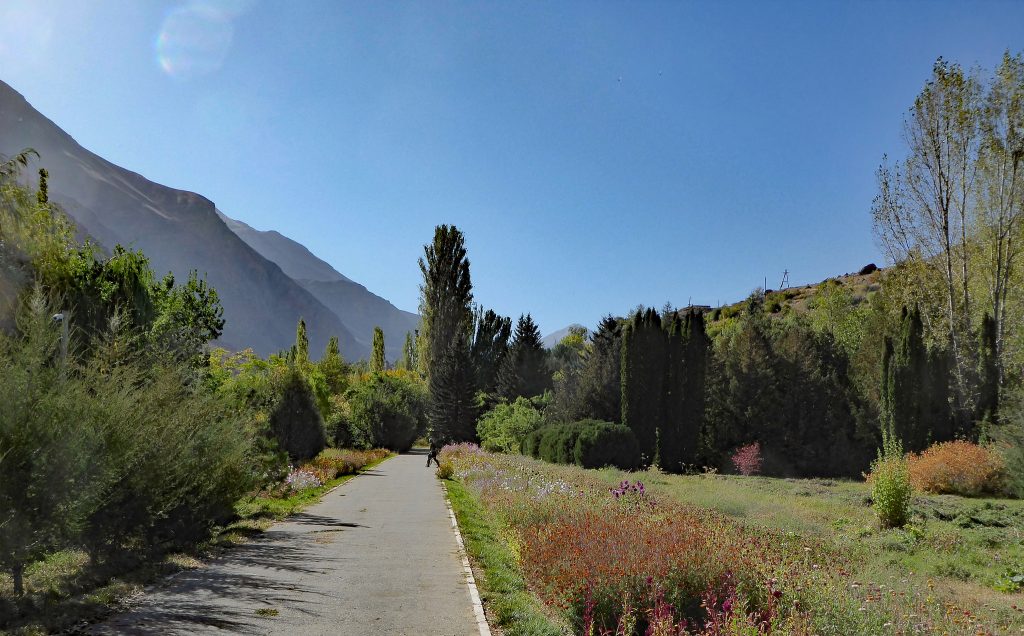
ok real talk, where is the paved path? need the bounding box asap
[91,451,481,635]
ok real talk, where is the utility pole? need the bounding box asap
[780,270,790,290]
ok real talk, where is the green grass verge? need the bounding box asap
[444,479,567,636]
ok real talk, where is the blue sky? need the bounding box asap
[1,1,1022,336]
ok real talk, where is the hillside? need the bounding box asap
[0,80,378,359]
[220,212,419,358]
[709,264,884,319]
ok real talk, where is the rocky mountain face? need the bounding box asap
[0,79,415,360]
[221,213,419,357]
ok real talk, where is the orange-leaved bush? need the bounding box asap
[907,441,1005,496]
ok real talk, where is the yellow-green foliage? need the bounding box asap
[868,437,913,528]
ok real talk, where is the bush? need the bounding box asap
[345,372,428,452]
[539,422,588,464]
[731,442,763,476]
[573,421,641,469]
[477,397,544,454]
[269,366,327,461]
[868,437,913,528]
[907,440,1005,496]
[521,428,544,457]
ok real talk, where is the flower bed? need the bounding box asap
[441,444,1004,635]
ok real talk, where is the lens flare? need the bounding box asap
[155,5,234,79]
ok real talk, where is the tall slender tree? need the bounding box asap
[659,314,688,472]
[977,313,1000,426]
[295,318,309,365]
[320,336,347,394]
[371,326,386,373]
[397,331,417,371]
[418,225,476,441]
[620,308,666,467]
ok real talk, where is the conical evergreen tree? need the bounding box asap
[418,225,476,441]
[579,315,623,424]
[497,314,550,400]
[370,326,386,373]
[680,311,709,464]
[660,314,687,473]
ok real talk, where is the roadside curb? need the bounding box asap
[442,481,493,636]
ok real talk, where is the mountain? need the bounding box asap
[220,212,420,358]
[0,79,367,359]
[542,324,588,349]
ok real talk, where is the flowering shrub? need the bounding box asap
[283,466,322,493]
[731,443,762,476]
[281,448,389,494]
[907,441,1006,496]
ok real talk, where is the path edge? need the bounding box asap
[442,481,493,636]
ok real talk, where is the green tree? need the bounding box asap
[371,326,386,373]
[319,335,348,394]
[476,397,544,454]
[418,225,476,441]
[471,308,512,394]
[269,366,326,460]
[620,308,665,467]
[977,313,1000,426]
[295,318,309,365]
[497,314,550,400]
[397,330,418,371]
[346,373,428,451]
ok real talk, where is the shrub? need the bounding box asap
[730,442,763,476]
[573,420,641,470]
[345,372,427,452]
[538,422,588,464]
[269,366,327,461]
[868,437,913,528]
[907,440,1005,496]
[521,428,544,457]
[477,397,544,454]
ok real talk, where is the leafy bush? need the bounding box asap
[573,420,641,470]
[269,366,327,461]
[538,422,588,464]
[907,440,1006,496]
[477,397,544,454]
[730,442,763,476]
[346,372,427,452]
[521,428,544,457]
[868,437,913,528]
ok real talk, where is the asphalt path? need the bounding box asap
[90,450,481,635]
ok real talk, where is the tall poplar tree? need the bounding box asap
[295,318,309,365]
[320,336,347,394]
[418,225,476,442]
[370,326,386,373]
[398,331,418,371]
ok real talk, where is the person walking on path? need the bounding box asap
[426,441,440,467]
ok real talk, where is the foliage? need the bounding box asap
[573,420,641,470]
[428,336,479,443]
[471,307,512,394]
[907,440,1006,496]
[497,313,550,401]
[319,335,348,394]
[346,371,427,451]
[370,325,386,372]
[868,436,913,529]
[269,365,327,461]
[476,397,544,454]
[730,442,763,476]
[620,308,665,466]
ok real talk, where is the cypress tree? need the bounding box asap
[659,314,687,473]
[418,225,476,441]
[680,311,709,465]
[882,307,943,452]
[371,326,386,373]
[398,331,417,371]
[497,314,550,400]
[36,168,48,205]
[579,315,623,424]
[620,308,665,467]
[320,336,347,394]
[295,318,309,365]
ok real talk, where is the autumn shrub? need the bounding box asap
[730,442,762,476]
[907,440,1006,496]
[868,437,912,528]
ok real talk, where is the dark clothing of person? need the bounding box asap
[426,446,440,467]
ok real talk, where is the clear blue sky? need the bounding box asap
[2,1,1022,335]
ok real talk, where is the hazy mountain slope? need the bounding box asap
[218,211,420,359]
[297,278,420,360]
[217,212,352,284]
[0,79,367,359]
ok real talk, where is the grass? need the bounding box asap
[595,468,1024,631]
[443,478,567,636]
[0,450,393,636]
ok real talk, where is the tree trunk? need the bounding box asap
[12,562,24,596]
